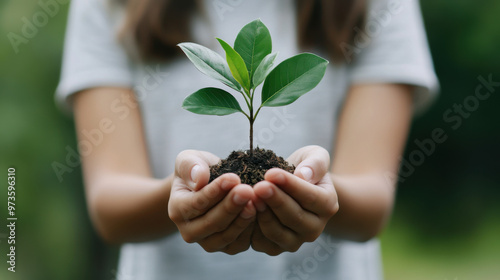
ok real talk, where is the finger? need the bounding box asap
[287,145,330,184]
[251,225,284,256]
[252,195,267,212]
[182,184,255,242]
[254,180,320,236]
[199,209,255,253]
[222,222,254,255]
[169,173,240,222]
[255,203,301,252]
[264,169,338,217]
[240,200,257,220]
[175,150,220,190]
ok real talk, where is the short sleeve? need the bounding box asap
[55,0,132,113]
[348,0,439,113]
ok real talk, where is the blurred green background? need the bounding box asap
[0,1,498,279]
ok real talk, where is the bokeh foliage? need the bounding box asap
[0,0,498,279]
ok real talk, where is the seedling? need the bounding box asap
[178,19,328,184]
[179,19,328,154]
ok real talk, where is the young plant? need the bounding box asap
[178,19,328,154]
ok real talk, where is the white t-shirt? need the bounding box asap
[56,0,438,279]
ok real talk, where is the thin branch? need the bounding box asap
[253,105,263,120]
[240,110,250,120]
[238,90,251,111]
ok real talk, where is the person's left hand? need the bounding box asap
[250,145,339,255]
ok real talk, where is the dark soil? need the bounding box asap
[209,147,295,186]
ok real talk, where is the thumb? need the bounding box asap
[288,145,330,184]
[175,150,219,191]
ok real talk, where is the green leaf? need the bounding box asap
[178,43,241,91]
[261,53,328,107]
[216,38,251,92]
[234,19,272,87]
[182,87,243,116]
[252,52,278,88]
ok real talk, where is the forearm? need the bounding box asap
[324,173,395,242]
[88,173,177,244]
[72,89,179,244]
[324,84,412,241]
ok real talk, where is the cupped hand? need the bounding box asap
[251,145,339,255]
[168,150,256,255]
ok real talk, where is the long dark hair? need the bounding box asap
[118,0,366,62]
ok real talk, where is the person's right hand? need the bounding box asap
[168,150,256,255]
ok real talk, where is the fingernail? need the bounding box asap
[300,167,313,182]
[189,165,200,190]
[233,194,248,205]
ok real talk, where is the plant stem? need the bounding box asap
[249,111,254,155]
[248,88,255,155]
